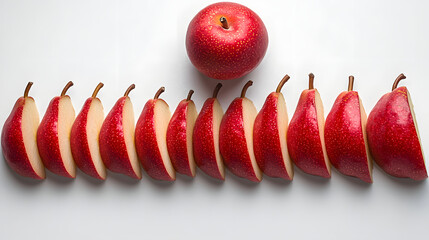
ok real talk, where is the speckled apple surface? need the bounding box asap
[367,86,427,180]
[186,2,268,80]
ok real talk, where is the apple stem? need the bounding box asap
[212,83,223,98]
[309,73,315,90]
[348,76,354,91]
[92,82,104,98]
[61,81,74,96]
[276,74,290,93]
[154,87,165,99]
[24,82,33,98]
[124,84,135,97]
[187,90,194,101]
[220,17,229,29]
[392,73,406,91]
[241,80,253,98]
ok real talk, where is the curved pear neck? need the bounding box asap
[212,83,222,98]
[61,81,74,96]
[124,84,135,97]
[347,76,354,91]
[186,89,194,101]
[24,82,33,98]
[154,87,165,99]
[92,82,104,98]
[276,75,290,93]
[392,73,406,91]
[240,80,253,98]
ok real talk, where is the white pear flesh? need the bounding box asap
[155,100,175,179]
[58,96,76,177]
[86,98,106,179]
[123,98,141,179]
[242,98,262,181]
[22,98,45,178]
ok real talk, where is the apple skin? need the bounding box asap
[325,91,372,183]
[2,97,44,179]
[219,97,260,182]
[166,99,197,177]
[37,96,75,178]
[136,99,175,181]
[70,98,105,180]
[193,98,224,180]
[287,90,330,178]
[253,92,292,180]
[99,96,140,179]
[186,2,268,80]
[367,86,427,180]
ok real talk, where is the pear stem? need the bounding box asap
[124,84,135,97]
[92,82,104,98]
[187,90,194,101]
[220,17,229,29]
[392,73,406,91]
[241,80,253,98]
[61,81,74,96]
[276,74,290,93]
[154,87,165,99]
[24,82,33,98]
[309,73,315,90]
[348,76,354,91]
[212,83,223,98]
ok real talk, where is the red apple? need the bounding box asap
[186,2,268,80]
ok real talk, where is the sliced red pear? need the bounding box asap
[167,90,198,177]
[219,81,262,182]
[2,82,45,179]
[136,87,175,181]
[193,83,225,180]
[71,83,106,180]
[37,81,76,178]
[287,74,331,178]
[367,74,427,180]
[99,84,141,179]
[324,76,373,183]
[254,75,293,180]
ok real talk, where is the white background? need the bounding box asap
[1,0,428,239]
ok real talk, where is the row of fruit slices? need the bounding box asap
[2,73,426,183]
